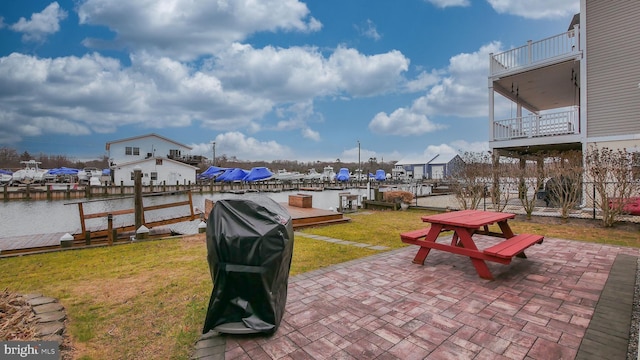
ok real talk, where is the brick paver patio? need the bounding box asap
[195,236,639,359]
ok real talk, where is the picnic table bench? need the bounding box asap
[400,209,544,280]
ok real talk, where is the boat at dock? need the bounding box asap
[273,169,304,181]
[11,160,48,184]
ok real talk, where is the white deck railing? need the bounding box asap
[493,108,579,141]
[490,25,580,76]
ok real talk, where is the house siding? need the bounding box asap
[107,134,191,166]
[586,2,640,138]
[113,158,196,186]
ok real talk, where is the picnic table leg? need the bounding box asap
[412,224,443,265]
[454,227,494,280]
[497,220,514,239]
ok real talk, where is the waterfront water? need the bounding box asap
[0,189,374,238]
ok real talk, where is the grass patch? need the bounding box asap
[1,208,638,358]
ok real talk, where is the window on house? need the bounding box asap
[133,147,140,155]
[130,172,135,180]
[169,149,180,158]
[156,159,163,165]
[125,147,132,155]
[151,172,158,180]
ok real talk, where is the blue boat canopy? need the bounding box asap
[198,166,227,180]
[47,167,79,175]
[216,168,249,182]
[335,168,350,182]
[0,169,12,175]
[375,169,386,181]
[243,167,273,182]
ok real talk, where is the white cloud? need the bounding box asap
[0,52,274,142]
[340,146,377,164]
[415,41,501,117]
[301,128,320,142]
[450,140,489,154]
[77,0,321,61]
[425,0,470,8]
[10,2,67,42]
[487,0,579,20]
[356,19,381,41]
[369,108,445,136]
[328,47,409,97]
[213,44,409,100]
[210,132,292,161]
[404,70,441,92]
[369,42,501,136]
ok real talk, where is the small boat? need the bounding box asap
[78,167,102,184]
[321,166,336,182]
[304,169,323,181]
[273,169,304,181]
[11,160,48,184]
[335,168,350,182]
[0,169,13,185]
[243,167,274,182]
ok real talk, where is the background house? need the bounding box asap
[394,153,461,180]
[427,154,463,180]
[111,157,197,186]
[106,133,200,167]
[106,134,199,186]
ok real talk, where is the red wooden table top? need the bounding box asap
[421,209,515,228]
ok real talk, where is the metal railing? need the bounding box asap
[493,108,579,141]
[490,25,579,76]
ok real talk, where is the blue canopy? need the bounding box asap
[335,168,350,182]
[0,169,12,175]
[216,168,249,182]
[198,166,227,180]
[47,167,79,175]
[375,169,386,181]
[243,167,273,182]
[102,168,111,175]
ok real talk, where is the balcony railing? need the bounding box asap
[493,108,579,141]
[490,25,579,76]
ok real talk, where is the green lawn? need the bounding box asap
[0,208,638,359]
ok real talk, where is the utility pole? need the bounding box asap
[212,141,216,166]
[357,140,361,183]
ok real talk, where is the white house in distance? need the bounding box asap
[105,133,199,186]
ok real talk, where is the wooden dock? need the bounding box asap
[0,204,349,257]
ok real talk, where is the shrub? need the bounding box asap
[383,190,414,204]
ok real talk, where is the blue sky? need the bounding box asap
[0,0,579,164]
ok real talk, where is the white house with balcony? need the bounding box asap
[488,1,640,162]
[106,134,198,186]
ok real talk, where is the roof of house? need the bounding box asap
[395,154,438,166]
[113,157,198,170]
[105,133,192,151]
[429,153,460,165]
[395,153,460,166]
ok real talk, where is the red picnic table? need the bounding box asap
[400,209,544,280]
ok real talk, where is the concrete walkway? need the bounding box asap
[193,234,639,359]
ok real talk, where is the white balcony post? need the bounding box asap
[488,75,494,141]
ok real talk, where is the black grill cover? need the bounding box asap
[202,196,294,335]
